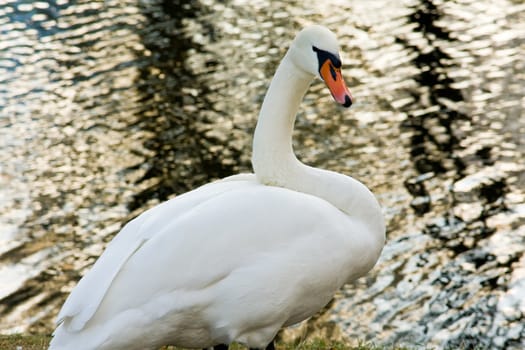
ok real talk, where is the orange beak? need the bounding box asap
[319,59,353,108]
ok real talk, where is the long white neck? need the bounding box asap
[251,50,383,229]
[252,51,312,177]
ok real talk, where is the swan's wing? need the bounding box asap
[56,177,256,332]
[57,178,381,336]
[92,185,376,333]
[56,216,145,331]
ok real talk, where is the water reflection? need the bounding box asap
[332,0,525,349]
[130,0,250,211]
[399,0,469,217]
[0,0,524,348]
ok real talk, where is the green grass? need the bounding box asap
[0,334,51,350]
[162,341,415,350]
[0,335,417,350]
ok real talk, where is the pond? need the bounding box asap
[0,0,524,348]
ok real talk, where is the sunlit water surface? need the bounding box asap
[0,0,524,348]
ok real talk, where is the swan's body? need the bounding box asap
[50,25,385,350]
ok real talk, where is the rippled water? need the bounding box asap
[1,0,524,348]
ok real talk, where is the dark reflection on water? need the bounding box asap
[0,0,524,348]
[332,0,524,349]
[129,0,247,211]
[400,0,469,213]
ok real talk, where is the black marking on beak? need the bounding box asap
[344,95,352,107]
[312,46,342,71]
[329,65,337,81]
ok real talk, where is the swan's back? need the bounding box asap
[51,176,382,350]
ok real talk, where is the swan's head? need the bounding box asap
[290,25,353,107]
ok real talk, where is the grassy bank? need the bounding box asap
[0,334,51,350]
[0,335,416,350]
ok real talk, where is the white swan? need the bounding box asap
[49,25,385,350]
